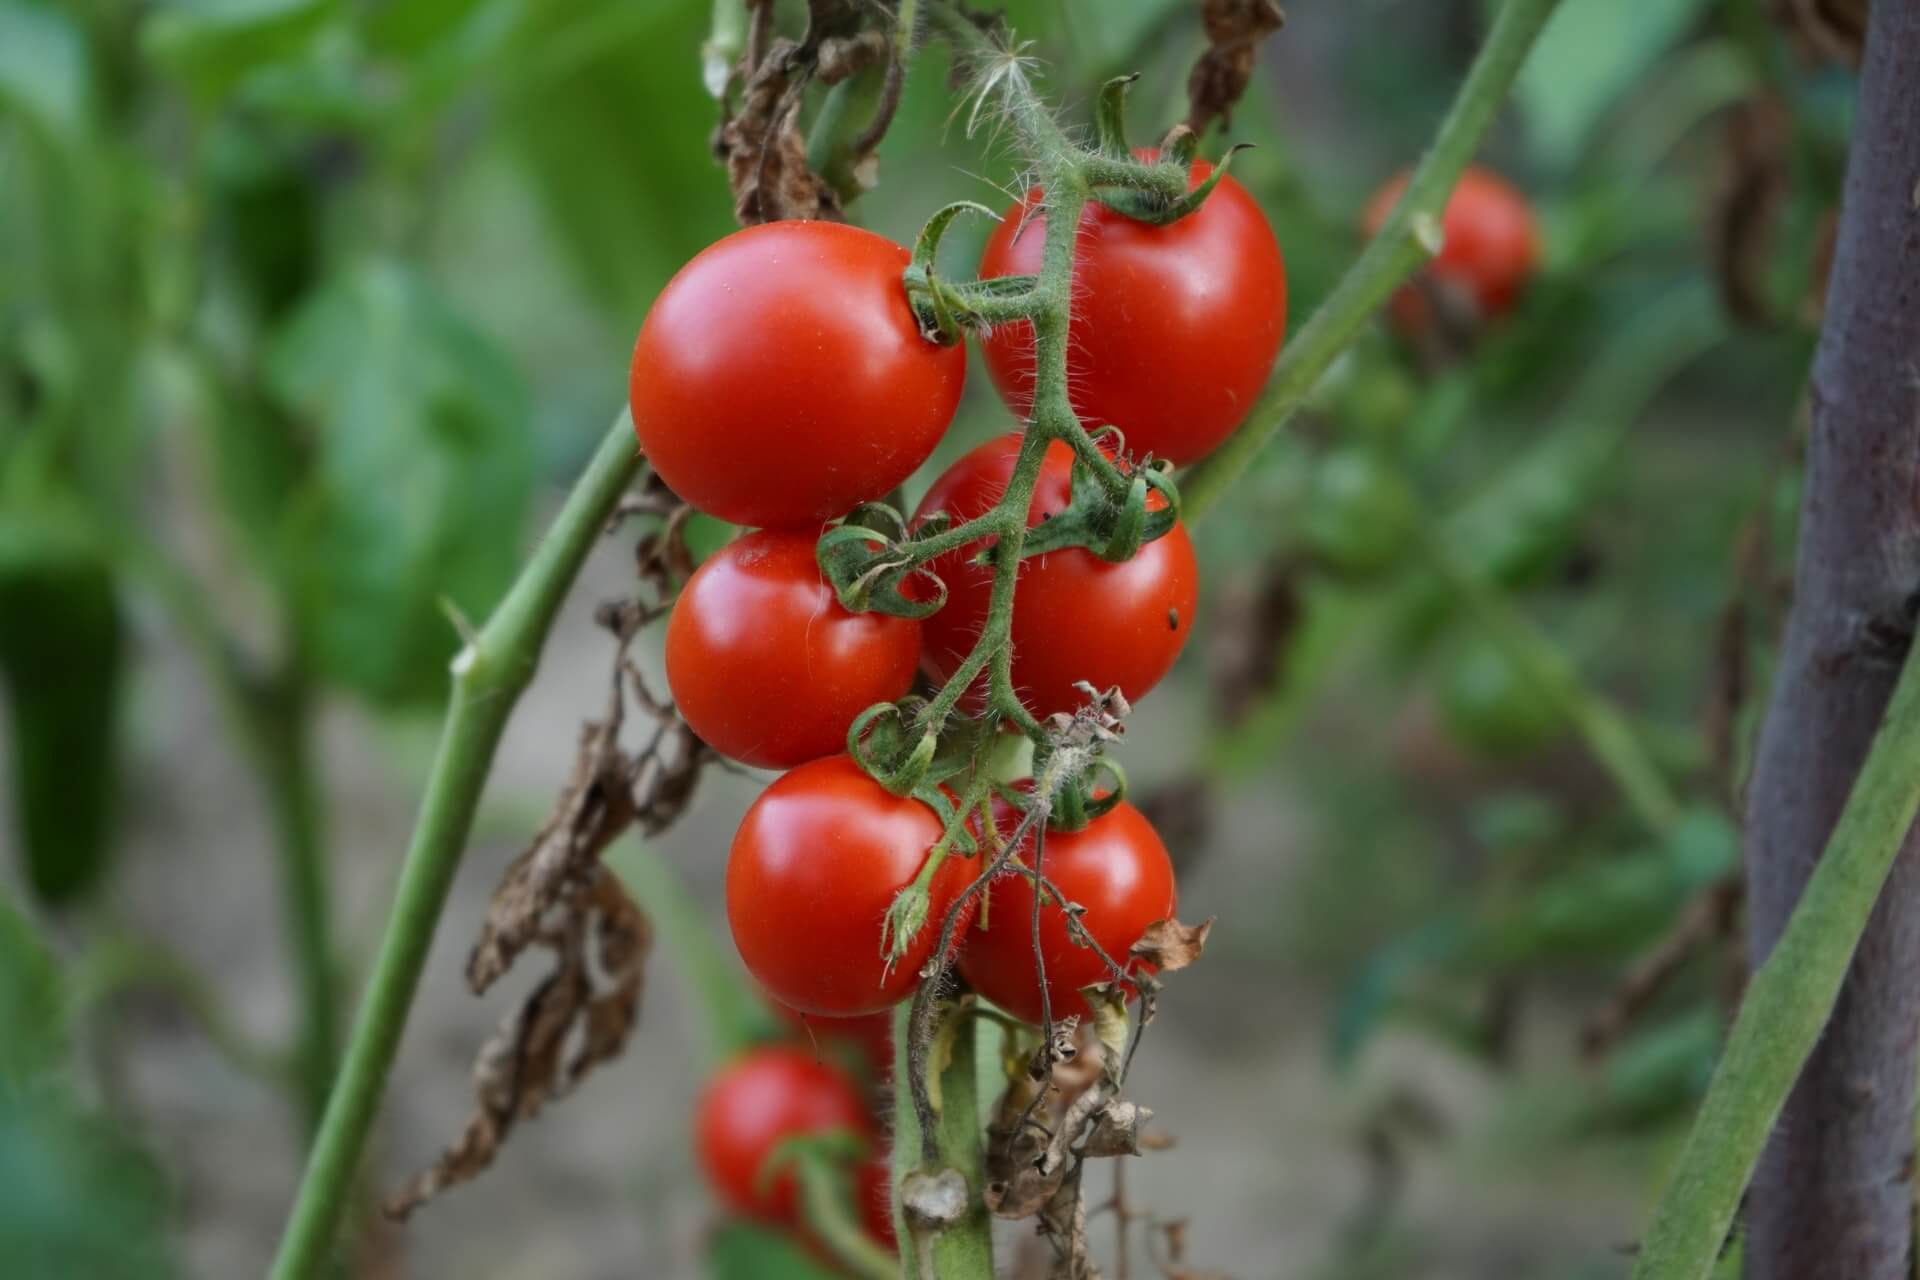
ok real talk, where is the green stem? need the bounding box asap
[1631,636,1920,1279]
[254,668,340,1132]
[796,1152,899,1280]
[1424,535,1683,834]
[892,1001,993,1278]
[1179,0,1567,519]
[267,414,645,1280]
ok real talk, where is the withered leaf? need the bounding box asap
[387,870,652,1220]
[1083,1099,1153,1158]
[1186,0,1286,135]
[1131,917,1214,973]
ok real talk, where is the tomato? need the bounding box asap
[695,1046,873,1226]
[774,1002,896,1072]
[667,529,921,769]
[976,159,1286,465]
[913,435,1198,720]
[1363,167,1538,331]
[728,756,976,1016]
[630,221,966,528]
[1301,448,1417,579]
[959,796,1176,1025]
[855,1158,896,1249]
[1437,639,1563,758]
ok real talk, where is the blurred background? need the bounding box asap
[0,0,1858,1275]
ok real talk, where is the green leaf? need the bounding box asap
[141,0,340,105]
[707,1220,841,1280]
[0,2,91,137]
[1515,0,1715,168]
[266,261,534,705]
[0,556,124,905]
[0,1085,175,1279]
[0,895,66,1086]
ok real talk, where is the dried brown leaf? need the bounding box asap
[1083,1099,1153,1158]
[1130,917,1214,974]
[1186,0,1285,134]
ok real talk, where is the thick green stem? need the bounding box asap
[268,415,645,1280]
[1179,0,1567,519]
[892,1002,993,1278]
[1631,636,1920,1279]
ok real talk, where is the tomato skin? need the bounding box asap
[1363,167,1538,329]
[958,798,1177,1025]
[977,161,1286,465]
[913,435,1199,719]
[695,1046,873,1226]
[728,756,976,1016]
[667,530,921,769]
[630,221,966,528]
[774,1002,896,1073]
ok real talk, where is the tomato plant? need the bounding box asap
[727,756,974,1016]
[695,1045,874,1225]
[959,796,1177,1026]
[629,221,966,528]
[913,435,1199,719]
[1364,166,1539,333]
[1437,638,1565,758]
[977,160,1287,465]
[1302,447,1418,579]
[667,530,921,769]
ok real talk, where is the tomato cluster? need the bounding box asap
[629,197,1251,1037]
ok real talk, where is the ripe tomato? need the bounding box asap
[774,1001,896,1073]
[695,1046,873,1226]
[630,221,966,528]
[729,756,976,1016]
[958,796,1176,1025]
[667,529,921,769]
[976,159,1286,465]
[1363,167,1538,330]
[913,435,1199,720]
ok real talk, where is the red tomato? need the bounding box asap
[630,221,966,528]
[774,1002,896,1072]
[913,435,1198,720]
[695,1046,873,1226]
[855,1157,896,1249]
[959,797,1176,1024]
[728,756,976,1016]
[976,160,1286,464]
[667,529,921,769]
[1363,166,1538,329]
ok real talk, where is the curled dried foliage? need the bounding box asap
[1130,917,1213,974]
[1775,0,1867,65]
[1186,0,1285,134]
[713,0,902,223]
[389,493,710,1219]
[1712,94,1790,328]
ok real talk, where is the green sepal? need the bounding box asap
[1095,142,1253,226]
[1019,450,1181,564]
[1093,74,1139,156]
[815,507,947,620]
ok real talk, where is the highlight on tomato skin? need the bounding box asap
[628,220,966,529]
[912,434,1200,721]
[957,794,1177,1026]
[1362,165,1540,333]
[694,1045,874,1226]
[976,157,1288,466]
[726,755,976,1017]
[665,529,921,770]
